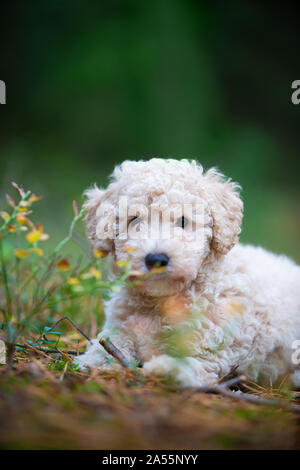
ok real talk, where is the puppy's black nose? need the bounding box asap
[145,253,169,270]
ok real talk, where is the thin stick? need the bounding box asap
[15,343,79,356]
[59,360,68,382]
[191,376,300,414]
[219,375,247,388]
[185,375,244,395]
[47,315,91,342]
[99,337,133,369]
[23,341,51,359]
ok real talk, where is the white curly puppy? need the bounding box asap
[76,158,300,387]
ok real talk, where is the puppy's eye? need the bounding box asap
[175,216,188,229]
[129,216,141,227]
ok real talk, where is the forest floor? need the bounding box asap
[1,348,300,450]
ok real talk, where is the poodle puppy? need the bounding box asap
[75,159,300,387]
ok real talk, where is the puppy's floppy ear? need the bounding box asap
[83,185,115,254]
[202,168,243,255]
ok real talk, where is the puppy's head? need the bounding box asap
[84,159,243,296]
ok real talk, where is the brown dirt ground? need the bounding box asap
[0,350,300,450]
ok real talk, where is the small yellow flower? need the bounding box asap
[16,214,27,225]
[123,245,136,253]
[28,194,43,204]
[8,225,16,232]
[82,267,102,280]
[36,223,49,241]
[14,249,30,259]
[57,259,71,271]
[26,229,41,243]
[67,277,80,286]
[26,223,49,243]
[16,214,33,227]
[17,207,28,213]
[93,249,108,259]
[90,267,101,279]
[115,260,130,268]
[30,248,44,257]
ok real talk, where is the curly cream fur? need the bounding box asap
[76,158,300,387]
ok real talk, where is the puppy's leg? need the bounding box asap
[74,328,137,371]
[143,354,220,387]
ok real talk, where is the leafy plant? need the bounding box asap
[0,182,132,366]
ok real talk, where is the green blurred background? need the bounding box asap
[0,0,299,260]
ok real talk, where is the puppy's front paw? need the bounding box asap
[143,354,179,378]
[143,354,191,386]
[143,354,218,387]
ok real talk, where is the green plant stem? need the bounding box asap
[0,190,31,232]
[51,207,86,256]
[0,236,12,320]
[31,207,87,303]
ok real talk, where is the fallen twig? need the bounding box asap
[23,341,52,358]
[15,343,80,356]
[190,375,300,414]
[99,337,138,370]
[46,315,91,342]
[59,360,69,382]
